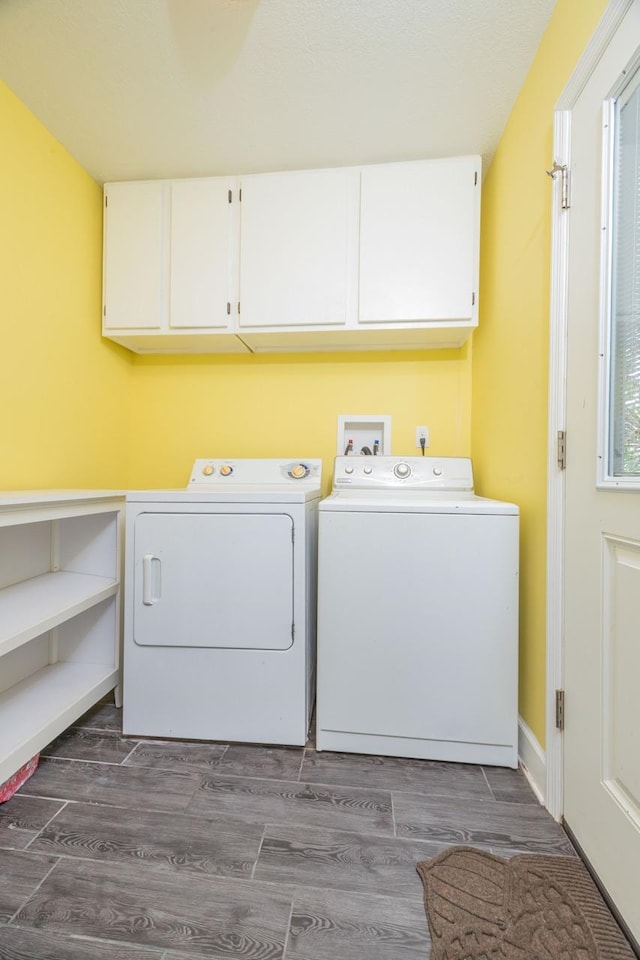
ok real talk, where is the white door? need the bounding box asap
[358,157,480,324]
[103,181,166,330]
[237,167,358,328]
[169,177,238,330]
[133,512,294,650]
[564,0,640,940]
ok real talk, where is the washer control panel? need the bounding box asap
[188,458,322,487]
[333,456,474,491]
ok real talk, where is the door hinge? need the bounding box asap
[227,302,231,315]
[237,302,240,314]
[228,189,232,203]
[291,526,295,543]
[546,162,570,209]
[474,170,478,186]
[557,430,567,470]
[555,689,565,731]
[239,188,242,202]
[291,622,295,641]
[472,291,476,307]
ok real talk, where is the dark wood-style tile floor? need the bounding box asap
[0,699,575,959]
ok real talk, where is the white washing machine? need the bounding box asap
[316,456,519,767]
[123,458,322,745]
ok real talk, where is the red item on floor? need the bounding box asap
[0,755,39,802]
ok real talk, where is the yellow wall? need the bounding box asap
[0,79,131,490]
[127,346,471,490]
[2,0,613,751]
[473,0,609,746]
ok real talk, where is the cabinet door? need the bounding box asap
[103,181,166,330]
[358,156,481,324]
[238,168,358,329]
[169,178,238,330]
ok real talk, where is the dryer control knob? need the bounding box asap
[394,462,411,479]
[220,465,233,476]
[289,464,309,479]
[433,467,443,477]
[363,466,373,475]
[345,466,354,475]
[202,465,215,476]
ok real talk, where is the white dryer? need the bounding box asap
[316,456,519,767]
[123,459,322,745]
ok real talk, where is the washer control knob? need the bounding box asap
[289,463,309,479]
[345,466,354,475]
[394,461,411,479]
[202,465,215,476]
[433,467,443,477]
[220,465,233,477]
[363,465,373,475]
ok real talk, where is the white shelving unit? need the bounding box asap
[0,492,124,785]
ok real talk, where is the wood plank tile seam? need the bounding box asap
[0,700,578,959]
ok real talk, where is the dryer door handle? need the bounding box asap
[142,554,162,605]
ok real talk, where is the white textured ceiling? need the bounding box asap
[0,0,556,184]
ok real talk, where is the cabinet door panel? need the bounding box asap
[103,181,165,330]
[170,178,237,330]
[359,157,480,324]
[238,169,356,329]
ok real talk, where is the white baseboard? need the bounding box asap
[518,716,546,805]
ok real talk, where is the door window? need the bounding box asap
[604,65,640,483]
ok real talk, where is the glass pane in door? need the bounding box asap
[610,70,640,477]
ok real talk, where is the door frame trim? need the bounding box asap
[546,0,635,820]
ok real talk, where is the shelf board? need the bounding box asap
[0,661,118,784]
[0,571,119,658]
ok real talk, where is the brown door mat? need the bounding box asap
[417,846,636,959]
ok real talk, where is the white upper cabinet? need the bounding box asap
[103,177,247,354]
[237,168,359,330]
[358,156,480,325]
[169,178,238,330]
[102,156,481,354]
[103,181,166,331]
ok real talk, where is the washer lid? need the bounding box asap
[320,489,518,515]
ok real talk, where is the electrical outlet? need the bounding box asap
[415,425,430,449]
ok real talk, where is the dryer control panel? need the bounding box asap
[332,455,474,491]
[188,458,322,487]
